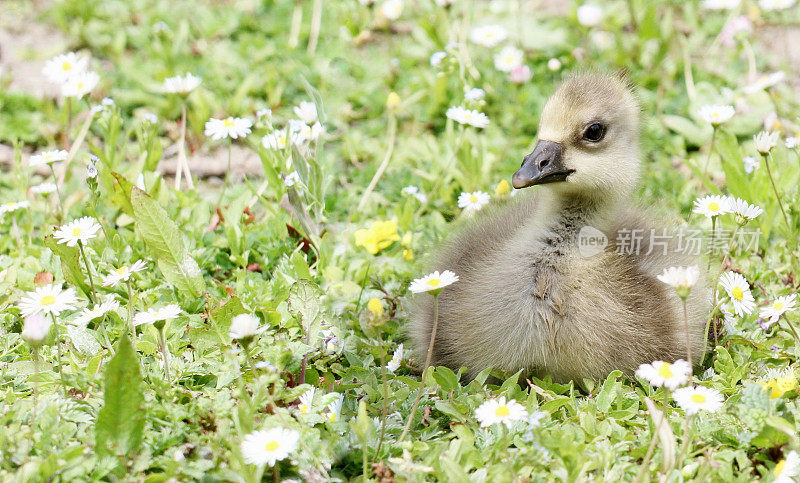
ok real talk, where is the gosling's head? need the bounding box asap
[512,72,641,200]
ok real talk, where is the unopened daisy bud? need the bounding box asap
[657,266,700,299]
[547,58,562,71]
[754,130,779,154]
[386,92,401,111]
[22,314,52,348]
[367,297,384,318]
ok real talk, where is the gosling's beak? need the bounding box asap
[512,140,573,189]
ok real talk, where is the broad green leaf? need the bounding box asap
[43,235,92,299]
[110,172,135,215]
[662,115,712,147]
[130,187,205,297]
[287,279,324,346]
[210,296,248,344]
[596,370,623,413]
[95,335,145,458]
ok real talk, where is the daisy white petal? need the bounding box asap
[754,131,779,154]
[204,117,253,141]
[22,314,53,347]
[673,386,724,414]
[774,450,800,483]
[387,343,404,372]
[759,294,797,328]
[293,101,318,124]
[53,216,102,247]
[635,360,691,390]
[61,71,100,99]
[692,195,730,218]
[576,4,603,27]
[161,73,201,94]
[457,190,490,212]
[29,150,69,167]
[474,396,528,428]
[0,201,31,215]
[494,45,523,73]
[656,266,700,294]
[133,304,181,327]
[69,296,120,326]
[42,52,88,83]
[297,387,315,415]
[101,260,147,287]
[240,428,299,466]
[326,394,344,422]
[17,284,78,318]
[719,271,755,316]
[697,104,735,126]
[409,270,459,294]
[469,25,507,48]
[229,313,261,340]
[729,197,764,222]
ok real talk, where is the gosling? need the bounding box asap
[409,73,710,383]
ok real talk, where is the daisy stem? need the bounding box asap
[48,164,64,222]
[288,0,302,48]
[32,348,39,415]
[634,393,669,483]
[676,413,693,468]
[357,112,397,212]
[62,97,72,150]
[50,312,65,393]
[374,335,389,459]
[126,280,136,342]
[99,319,114,354]
[707,216,716,270]
[272,464,280,483]
[682,297,693,371]
[782,318,800,344]
[218,141,232,206]
[399,292,440,443]
[158,326,171,381]
[763,152,790,230]
[701,126,717,180]
[307,0,322,54]
[700,300,724,366]
[77,241,97,304]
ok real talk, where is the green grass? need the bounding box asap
[2,0,800,480]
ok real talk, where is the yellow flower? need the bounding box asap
[367,297,384,317]
[402,232,412,247]
[495,179,511,196]
[760,373,798,399]
[403,249,414,261]
[354,220,400,255]
[386,92,401,110]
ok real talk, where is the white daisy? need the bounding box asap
[701,0,741,9]
[743,156,759,174]
[744,71,786,94]
[469,25,508,48]
[474,396,528,428]
[774,450,800,483]
[17,284,78,317]
[380,0,403,20]
[760,0,796,10]
[672,386,724,414]
[402,185,427,203]
[458,190,490,212]
[161,73,201,94]
[697,104,735,126]
[29,149,69,167]
[284,171,301,188]
[719,271,755,316]
[133,304,182,327]
[754,131,780,154]
[494,45,523,73]
[635,360,691,390]
[729,197,764,222]
[30,183,58,195]
[101,260,147,287]
[464,88,485,101]
[293,101,318,124]
[446,106,490,128]
[256,108,272,119]
[204,117,253,141]
[590,30,614,50]
[262,129,289,150]
[409,270,459,294]
[692,195,731,218]
[229,313,261,340]
[53,216,102,247]
[0,201,31,215]
[547,58,562,71]
[69,297,120,326]
[61,71,100,99]
[759,294,797,328]
[42,52,88,84]
[141,112,158,124]
[22,314,53,347]
[387,343,404,372]
[297,387,315,415]
[240,427,299,467]
[785,137,799,149]
[430,51,446,67]
[326,394,344,423]
[576,4,603,27]
[657,266,700,298]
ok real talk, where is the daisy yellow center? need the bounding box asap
[774,459,786,476]
[40,295,56,306]
[77,82,84,89]
[708,202,719,212]
[731,287,744,301]
[426,278,441,288]
[774,301,785,311]
[116,266,128,275]
[62,61,71,71]
[72,227,82,236]
[265,441,279,452]
[495,405,510,417]
[329,413,337,422]
[224,118,235,127]
[300,404,309,414]
[4,202,15,207]
[690,394,707,404]
[470,194,478,203]
[658,363,674,379]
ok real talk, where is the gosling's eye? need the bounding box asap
[583,123,606,142]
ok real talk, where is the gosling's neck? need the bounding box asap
[535,187,628,245]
